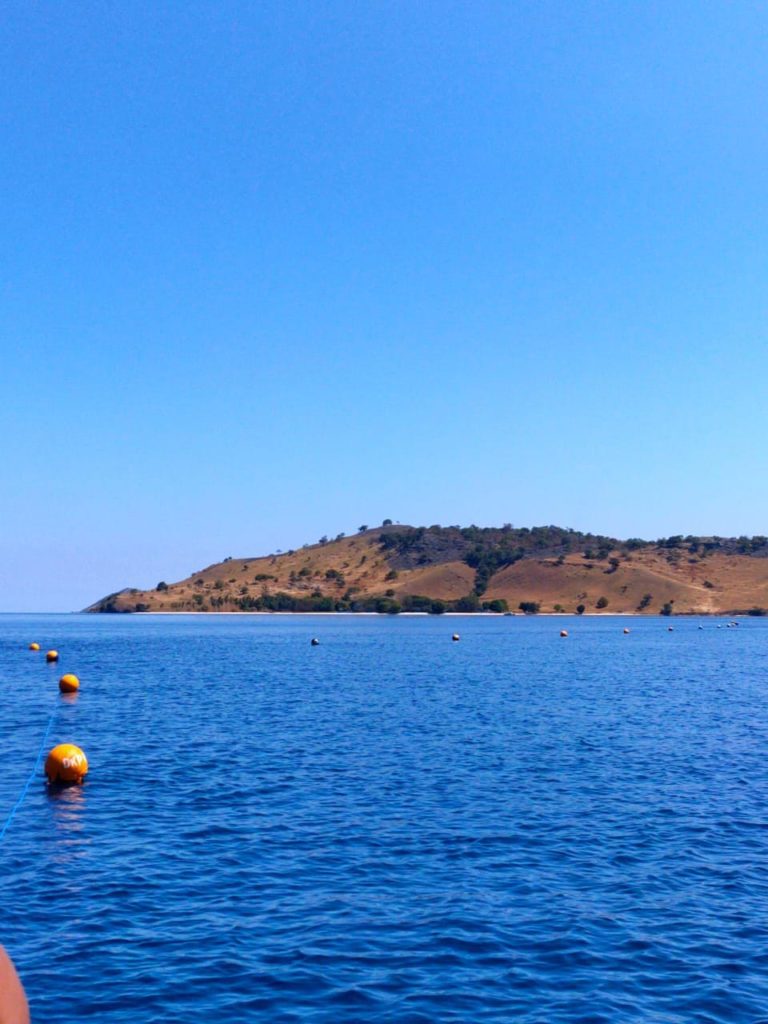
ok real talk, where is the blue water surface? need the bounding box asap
[1,613,768,1023]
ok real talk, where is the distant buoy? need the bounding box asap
[59,673,80,694]
[452,633,460,642]
[560,629,568,637]
[667,626,674,631]
[623,628,630,634]
[29,642,40,651]
[45,650,59,663]
[44,744,88,785]
[311,638,320,646]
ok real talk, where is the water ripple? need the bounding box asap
[2,613,768,1021]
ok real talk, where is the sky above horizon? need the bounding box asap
[2,1,768,611]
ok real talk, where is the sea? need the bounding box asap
[1,612,767,1023]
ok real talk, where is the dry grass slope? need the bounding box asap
[85,527,768,615]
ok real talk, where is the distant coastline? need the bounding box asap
[122,610,737,618]
[85,523,768,618]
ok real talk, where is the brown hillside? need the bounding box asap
[390,562,476,601]
[485,550,768,614]
[88,530,399,612]
[86,526,768,615]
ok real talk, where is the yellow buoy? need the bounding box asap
[29,642,40,651]
[46,650,59,663]
[59,673,80,694]
[44,744,88,785]
[560,629,568,637]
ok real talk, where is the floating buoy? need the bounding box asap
[44,744,88,785]
[29,642,40,651]
[59,673,80,694]
[452,633,460,642]
[623,628,630,634]
[45,650,59,663]
[667,626,674,631]
[560,629,568,637]
[311,638,320,646]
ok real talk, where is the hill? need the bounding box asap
[85,524,768,616]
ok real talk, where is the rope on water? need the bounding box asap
[0,705,59,843]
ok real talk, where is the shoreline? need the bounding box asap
[89,609,729,618]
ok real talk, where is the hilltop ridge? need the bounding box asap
[85,523,768,616]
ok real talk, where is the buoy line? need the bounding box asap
[0,703,59,843]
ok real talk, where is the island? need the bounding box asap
[86,524,768,616]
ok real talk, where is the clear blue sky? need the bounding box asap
[2,1,767,611]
